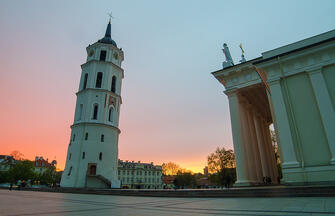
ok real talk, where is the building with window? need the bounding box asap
[60,19,124,188]
[118,160,163,189]
[34,156,57,174]
[0,155,16,172]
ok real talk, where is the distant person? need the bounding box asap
[17,180,21,190]
[9,183,13,191]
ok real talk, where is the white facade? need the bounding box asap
[118,160,163,189]
[213,30,335,185]
[61,21,124,188]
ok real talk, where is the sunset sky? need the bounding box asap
[1,0,334,173]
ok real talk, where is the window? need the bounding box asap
[82,152,85,159]
[72,134,76,141]
[99,152,102,161]
[108,107,113,122]
[69,153,71,160]
[100,50,106,61]
[78,104,83,120]
[68,166,72,176]
[83,73,88,90]
[101,134,104,142]
[85,133,88,140]
[111,76,116,93]
[95,72,103,88]
[93,104,98,120]
[118,170,120,175]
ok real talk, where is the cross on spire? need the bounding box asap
[108,12,114,23]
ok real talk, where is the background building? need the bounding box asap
[118,160,163,189]
[0,155,15,172]
[34,156,57,174]
[60,20,124,188]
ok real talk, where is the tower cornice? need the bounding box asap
[81,60,124,78]
[76,88,122,104]
[71,122,121,134]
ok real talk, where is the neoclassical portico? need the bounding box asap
[213,29,335,185]
[227,84,278,185]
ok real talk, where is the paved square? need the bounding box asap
[1,190,335,215]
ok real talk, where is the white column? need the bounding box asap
[227,92,250,185]
[260,119,275,181]
[308,68,335,164]
[263,121,278,183]
[269,79,300,169]
[239,97,257,183]
[246,108,263,183]
[254,115,270,179]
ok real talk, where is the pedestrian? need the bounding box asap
[9,183,13,191]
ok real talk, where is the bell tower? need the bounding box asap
[61,20,124,188]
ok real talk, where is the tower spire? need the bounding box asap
[104,21,111,38]
[98,15,117,47]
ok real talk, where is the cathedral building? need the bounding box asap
[61,20,124,188]
[213,30,335,185]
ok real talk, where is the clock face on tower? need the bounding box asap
[113,52,119,60]
[88,50,94,57]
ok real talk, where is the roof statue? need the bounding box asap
[222,43,234,69]
[239,43,246,63]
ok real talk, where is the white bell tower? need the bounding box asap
[61,20,124,188]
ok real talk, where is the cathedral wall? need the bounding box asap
[282,72,330,166]
[323,64,335,109]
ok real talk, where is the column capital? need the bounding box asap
[225,89,240,98]
[267,77,281,86]
[306,65,323,75]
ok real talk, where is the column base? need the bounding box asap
[282,161,300,169]
[234,180,258,187]
[330,158,335,165]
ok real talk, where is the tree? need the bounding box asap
[207,147,235,173]
[174,171,197,189]
[162,162,181,176]
[38,166,56,185]
[7,160,35,182]
[10,150,24,161]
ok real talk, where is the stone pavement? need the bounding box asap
[1,190,335,216]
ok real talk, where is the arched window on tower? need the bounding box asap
[101,134,104,142]
[99,152,102,161]
[68,166,72,176]
[108,107,114,122]
[111,76,116,93]
[100,50,106,61]
[92,104,99,120]
[95,72,103,88]
[82,152,85,159]
[83,73,88,90]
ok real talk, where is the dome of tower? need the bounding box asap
[98,21,117,47]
